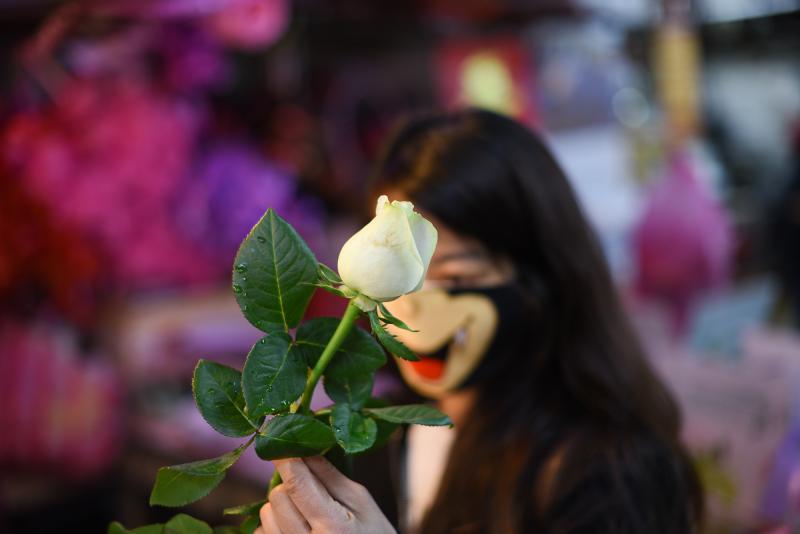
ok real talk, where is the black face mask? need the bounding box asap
[425,284,533,390]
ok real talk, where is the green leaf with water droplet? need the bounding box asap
[323,371,374,409]
[297,318,381,409]
[193,360,258,437]
[232,209,318,334]
[149,444,248,507]
[330,404,377,454]
[364,404,452,426]
[255,413,335,460]
[242,333,306,419]
[295,318,386,377]
[353,397,401,454]
[164,514,212,534]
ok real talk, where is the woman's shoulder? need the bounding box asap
[536,425,701,534]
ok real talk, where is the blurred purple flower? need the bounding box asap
[761,421,800,523]
[93,0,289,51]
[160,25,227,92]
[67,26,153,78]
[177,142,326,265]
[67,22,227,93]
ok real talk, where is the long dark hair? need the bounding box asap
[371,109,703,533]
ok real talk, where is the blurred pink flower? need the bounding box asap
[204,0,288,50]
[633,150,733,334]
[2,78,217,289]
[90,0,288,51]
[0,322,123,478]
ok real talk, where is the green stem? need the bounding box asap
[268,299,361,499]
[298,300,361,413]
[268,470,281,497]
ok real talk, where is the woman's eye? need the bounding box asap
[427,260,490,287]
[442,275,476,288]
[443,277,463,287]
[425,275,461,288]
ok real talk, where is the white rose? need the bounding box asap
[337,195,437,310]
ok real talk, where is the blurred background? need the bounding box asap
[1,0,800,532]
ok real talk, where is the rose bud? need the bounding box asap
[337,195,437,311]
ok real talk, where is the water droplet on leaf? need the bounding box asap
[256,236,266,244]
[232,283,243,294]
[235,264,247,273]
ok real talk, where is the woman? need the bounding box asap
[257,109,703,533]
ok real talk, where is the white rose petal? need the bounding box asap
[406,211,437,291]
[337,195,438,303]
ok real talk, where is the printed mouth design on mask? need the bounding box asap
[383,290,498,399]
[409,357,446,380]
[408,326,467,380]
[419,330,461,362]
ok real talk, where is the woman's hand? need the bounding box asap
[254,456,396,534]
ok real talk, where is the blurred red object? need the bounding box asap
[633,150,733,335]
[0,322,124,479]
[0,169,102,324]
